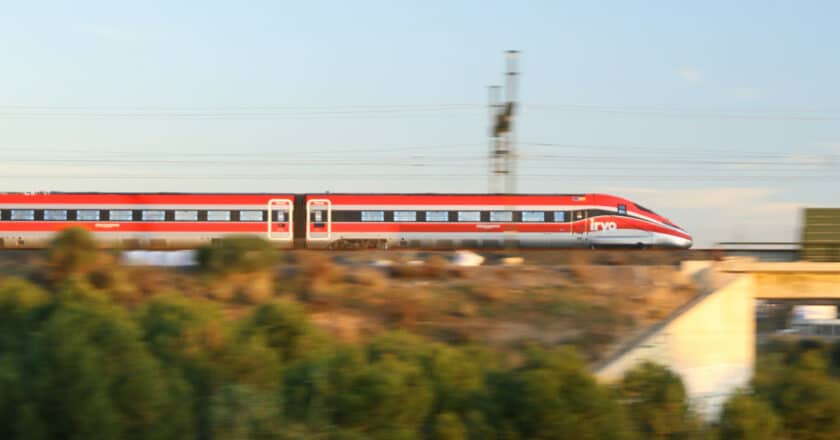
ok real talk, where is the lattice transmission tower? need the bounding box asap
[488,50,520,194]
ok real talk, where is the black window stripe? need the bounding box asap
[0,207,648,225]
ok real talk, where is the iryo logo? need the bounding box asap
[589,219,617,232]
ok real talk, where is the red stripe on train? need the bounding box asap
[313,216,689,239]
[0,222,284,233]
[0,194,295,205]
[306,194,611,205]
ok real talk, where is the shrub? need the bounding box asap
[718,390,780,440]
[46,226,99,282]
[618,361,701,439]
[388,255,456,280]
[196,236,277,276]
[467,283,508,302]
[433,412,467,440]
[346,268,389,293]
[296,252,344,285]
[424,255,451,278]
[388,263,425,279]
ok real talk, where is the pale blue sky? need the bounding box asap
[1,1,839,246]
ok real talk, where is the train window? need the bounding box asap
[426,211,449,222]
[393,211,417,222]
[174,210,199,221]
[142,210,165,221]
[361,211,385,222]
[11,210,35,221]
[207,210,231,221]
[457,211,480,222]
[77,210,100,221]
[273,210,286,222]
[634,203,657,215]
[574,211,585,221]
[44,210,68,221]
[240,210,264,222]
[618,204,627,215]
[554,211,566,222]
[109,210,133,221]
[521,211,545,222]
[490,211,513,222]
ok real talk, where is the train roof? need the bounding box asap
[1,191,595,197]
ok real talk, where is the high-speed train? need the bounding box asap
[0,192,692,249]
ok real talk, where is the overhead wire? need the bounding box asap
[0,104,484,120]
[3,173,837,182]
[1,101,837,186]
[0,102,839,121]
[525,103,840,121]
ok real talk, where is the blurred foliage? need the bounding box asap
[750,340,840,440]
[0,272,653,440]
[45,226,100,283]
[487,345,637,440]
[7,242,840,439]
[718,390,779,440]
[618,361,703,439]
[196,236,277,276]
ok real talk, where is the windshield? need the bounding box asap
[633,203,658,216]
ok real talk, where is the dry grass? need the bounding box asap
[0,248,705,362]
[346,268,389,293]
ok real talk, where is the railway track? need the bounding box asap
[0,246,799,268]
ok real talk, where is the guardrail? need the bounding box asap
[713,241,840,262]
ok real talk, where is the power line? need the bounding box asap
[0,103,481,111]
[2,102,839,121]
[0,142,486,157]
[0,104,484,120]
[520,141,815,156]
[1,157,833,170]
[525,103,840,121]
[3,172,838,182]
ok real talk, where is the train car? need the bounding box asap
[304,193,692,249]
[0,192,691,249]
[0,193,295,249]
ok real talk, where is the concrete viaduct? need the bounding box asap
[593,259,840,420]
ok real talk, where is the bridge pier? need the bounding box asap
[594,267,755,420]
[595,260,840,420]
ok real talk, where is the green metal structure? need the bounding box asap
[802,208,840,262]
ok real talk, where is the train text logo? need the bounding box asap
[589,219,617,232]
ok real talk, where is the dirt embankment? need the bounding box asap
[0,250,701,362]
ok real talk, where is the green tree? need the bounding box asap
[139,294,241,439]
[434,412,467,440]
[367,332,487,416]
[0,279,51,440]
[0,278,49,348]
[718,390,779,440]
[209,383,284,439]
[490,346,635,440]
[237,300,326,365]
[139,294,284,439]
[25,296,194,440]
[618,361,701,440]
[424,345,485,416]
[284,344,434,439]
[769,351,840,440]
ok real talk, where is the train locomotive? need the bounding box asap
[0,192,692,249]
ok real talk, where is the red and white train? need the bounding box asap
[0,192,692,249]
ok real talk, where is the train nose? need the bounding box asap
[673,235,693,249]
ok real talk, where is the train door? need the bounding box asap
[267,199,293,244]
[572,209,589,246]
[306,199,332,246]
